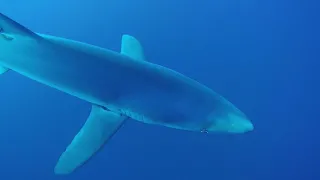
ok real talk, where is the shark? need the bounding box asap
[0,13,254,174]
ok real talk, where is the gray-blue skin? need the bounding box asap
[0,13,253,174]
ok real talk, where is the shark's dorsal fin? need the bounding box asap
[0,13,39,38]
[121,34,145,61]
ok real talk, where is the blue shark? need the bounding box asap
[0,13,253,174]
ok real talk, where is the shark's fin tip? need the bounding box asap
[54,105,126,174]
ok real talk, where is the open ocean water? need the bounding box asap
[0,0,318,179]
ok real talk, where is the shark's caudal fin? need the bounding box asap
[54,105,127,174]
[121,34,145,61]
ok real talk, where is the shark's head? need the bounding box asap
[206,111,253,134]
[202,99,254,134]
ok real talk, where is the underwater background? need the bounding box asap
[0,0,318,179]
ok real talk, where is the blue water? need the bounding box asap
[0,0,318,179]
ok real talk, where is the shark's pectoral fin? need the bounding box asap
[54,105,127,175]
[0,66,9,74]
[121,34,146,61]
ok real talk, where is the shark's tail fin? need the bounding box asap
[0,13,40,39]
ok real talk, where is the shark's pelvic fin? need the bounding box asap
[121,34,145,61]
[54,105,127,174]
[0,66,9,74]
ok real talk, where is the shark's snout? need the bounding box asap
[206,111,254,134]
[227,113,254,133]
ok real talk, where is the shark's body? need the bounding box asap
[0,13,253,174]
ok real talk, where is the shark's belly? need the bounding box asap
[104,76,216,131]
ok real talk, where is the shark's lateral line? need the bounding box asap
[0,13,254,174]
